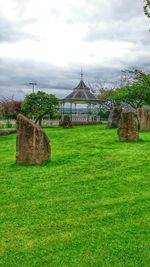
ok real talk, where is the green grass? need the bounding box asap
[0,125,150,267]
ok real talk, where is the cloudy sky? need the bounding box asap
[0,0,149,100]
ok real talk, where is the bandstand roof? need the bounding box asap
[63,71,98,102]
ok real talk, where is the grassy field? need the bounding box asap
[0,125,150,267]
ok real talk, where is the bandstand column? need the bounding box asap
[63,102,65,114]
[87,104,89,122]
[60,103,63,121]
[62,102,65,121]
[75,103,77,114]
[70,102,72,121]
[90,104,92,122]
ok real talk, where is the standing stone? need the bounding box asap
[16,114,50,164]
[108,106,122,128]
[136,108,150,131]
[118,111,139,141]
[60,115,72,128]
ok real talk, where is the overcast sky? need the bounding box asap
[0,0,149,100]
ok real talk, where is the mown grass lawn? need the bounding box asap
[0,125,150,267]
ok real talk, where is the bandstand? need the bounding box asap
[60,71,100,123]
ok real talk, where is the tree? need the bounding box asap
[110,85,144,109]
[144,0,150,18]
[132,69,150,103]
[21,91,59,126]
[0,97,22,119]
[110,69,150,109]
[98,87,121,109]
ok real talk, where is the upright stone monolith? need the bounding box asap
[60,115,72,128]
[108,106,122,128]
[16,114,50,164]
[118,111,139,141]
[136,108,150,131]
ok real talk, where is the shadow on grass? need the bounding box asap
[10,155,79,169]
[113,138,150,144]
[137,139,150,143]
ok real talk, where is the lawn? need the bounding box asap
[0,125,150,267]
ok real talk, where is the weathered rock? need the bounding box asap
[60,115,72,128]
[16,114,50,164]
[118,111,139,141]
[108,106,122,128]
[136,108,150,131]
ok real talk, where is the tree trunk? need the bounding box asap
[39,118,42,126]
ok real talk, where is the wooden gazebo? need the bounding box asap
[60,70,100,123]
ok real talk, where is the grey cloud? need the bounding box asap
[0,0,149,100]
[82,0,150,46]
[0,16,39,43]
[84,16,150,45]
[64,0,149,47]
[0,54,149,101]
[65,0,144,24]
[0,59,84,99]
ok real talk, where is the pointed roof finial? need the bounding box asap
[81,67,83,81]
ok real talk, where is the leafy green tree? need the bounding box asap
[21,91,59,126]
[133,69,150,103]
[110,85,144,109]
[110,69,150,109]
